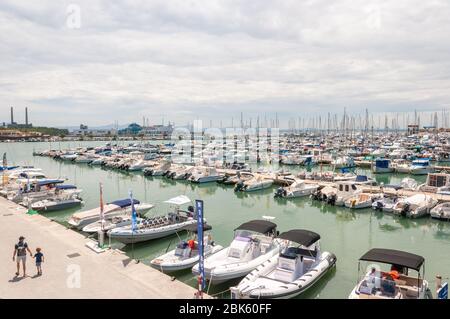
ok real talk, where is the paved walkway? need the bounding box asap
[0,197,201,298]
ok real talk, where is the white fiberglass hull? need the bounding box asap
[192,245,282,284]
[231,252,336,299]
[108,219,198,244]
[150,244,224,273]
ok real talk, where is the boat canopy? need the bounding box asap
[234,220,277,234]
[164,195,191,206]
[375,159,390,168]
[55,184,77,190]
[182,223,212,233]
[355,175,368,182]
[36,179,65,186]
[108,198,140,208]
[359,248,424,271]
[278,229,320,247]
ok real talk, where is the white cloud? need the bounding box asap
[0,0,449,127]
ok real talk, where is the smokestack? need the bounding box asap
[25,107,28,126]
[10,107,14,124]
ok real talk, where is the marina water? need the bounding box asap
[3,140,450,298]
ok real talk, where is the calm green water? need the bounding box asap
[2,141,450,299]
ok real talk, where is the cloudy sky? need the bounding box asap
[1,0,450,127]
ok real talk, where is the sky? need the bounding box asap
[1,0,450,128]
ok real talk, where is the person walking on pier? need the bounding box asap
[12,236,32,277]
[33,247,44,276]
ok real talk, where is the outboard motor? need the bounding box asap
[401,203,410,217]
[376,201,383,211]
[328,194,337,206]
[234,181,244,192]
[274,187,286,198]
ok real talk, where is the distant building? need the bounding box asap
[407,124,419,135]
[119,123,142,135]
[80,124,88,130]
[141,124,174,138]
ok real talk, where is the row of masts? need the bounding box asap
[179,109,450,132]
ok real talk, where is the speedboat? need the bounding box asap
[230,229,336,299]
[234,175,273,192]
[334,181,361,206]
[68,198,154,229]
[430,202,450,221]
[349,248,431,299]
[108,195,199,244]
[150,224,223,273]
[332,156,356,169]
[392,194,437,218]
[192,219,282,285]
[143,161,171,176]
[274,180,319,198]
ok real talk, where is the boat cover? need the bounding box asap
[235,220,277,234]
[56,185,77,190]
[164,195,191,206]
[108,198,140,207]
[36,179,65,186]
[278,229,320,247]
[359,248,424,271]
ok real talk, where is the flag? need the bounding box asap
[129,190,137,233]
[195,200,206,291]
[2,153,6,167]
[99,183,105,231]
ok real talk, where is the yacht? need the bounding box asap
[192,219,282,284]
[150,224,224,273]
[230,229,336,299]
[274,179,319,198]
[349,248,431,299]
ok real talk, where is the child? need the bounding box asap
[33,248,44,276]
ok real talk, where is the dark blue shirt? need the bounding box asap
[34,252,43,263]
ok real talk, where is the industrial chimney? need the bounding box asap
[25,107,28,126]
[10,107,14,124]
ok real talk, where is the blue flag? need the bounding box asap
[129,190,137,233]
[195,200,205,290]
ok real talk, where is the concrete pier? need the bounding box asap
[0,197,203,299]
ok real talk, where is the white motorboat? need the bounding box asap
[430,202,450,221]
[235,175,273,192]
[417,173,450,193]
[188,167,223,183]
[128,160,150,172]
[392,194,437,218]
[409,159,432,175]
[82,214,142,233]
[333,181,361,206]
[349,248,431,299]
[68,198,154,229]
[167,165,194,180]
[372,196,399,213]
[192,219,282,285]
[400,178,417,191]
[144,161,171,176]
[274,180,319,198]
[150,224,224,273]
[345,193,382,209]
[230,229,336,299]
[31,195,82,212]
[108,195,199,244]
[371,158,394,174]
[332,156,356,169]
